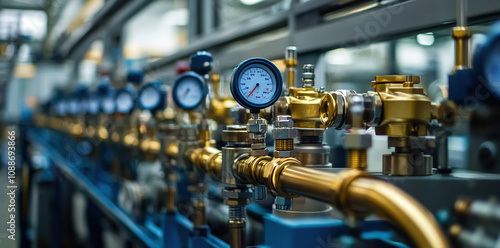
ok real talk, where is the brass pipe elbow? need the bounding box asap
[278,167,450,248]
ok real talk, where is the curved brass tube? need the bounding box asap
[347,178,449,248]
[279,165,450,248]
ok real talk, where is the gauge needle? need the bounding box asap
[182,88,190,99]
[247,83,259,98]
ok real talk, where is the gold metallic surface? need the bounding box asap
[372,75,431,137]
[165,186,177,211]
[348,150,367,170]
[319,93,337,127]
[192,201,207,227]
[275,139,294,151]
[454,198,471,218]
[276,87,326,128]
[207,96,238,125]
[452,26,472,73]
[346,178,449,248]
[229,220,246,248]
[98,126,109,140]
[186,146,223,182]
[278,166,449,247]
[165,142,179,159]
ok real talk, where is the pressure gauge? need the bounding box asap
[68,98,79,115]
[87,94,100,115]
[115,84,137,114]
[100,93,116,115]
[54,100,67,116]
[230,58,282,112]
[172,72,206,110]
[474,22,500,99]
[138,82,167,112]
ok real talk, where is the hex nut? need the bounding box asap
[247,123,267,134]
[274,150,294,158]
[273,128,297,139]
[222,189,253,199]
[275,196,292,206]
[251,149,268,156]
[251,143,267,150]
[275,115,294,127]
[224,198,251,206]
[343,133,372,149]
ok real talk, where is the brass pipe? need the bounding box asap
[186,146,223,182]
[278,166,450,248]
[452,26,471,73]
[346,178,449,248]
[229,219,245,248]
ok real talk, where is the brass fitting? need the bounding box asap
[139,138,161,161]
[235,155,302,198]
[347,150,367,170]
[186,146,222,182]
[452,26,472,73]
[372,75,431,137]
[285,46,298,90]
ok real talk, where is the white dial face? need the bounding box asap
[175,77,203,109]
[69,100,78,115]
[102,97,115,114]
[238,66,275,105]
[140,86,160,109]
[116,92,134,113]
[88,98,99,115]
[55,102,66,116]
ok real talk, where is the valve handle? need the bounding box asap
[320,93,337,127]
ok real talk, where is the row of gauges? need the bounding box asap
[49,57,283,116]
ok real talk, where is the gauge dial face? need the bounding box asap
[101,96,115,114]
[238,67,275,104]
[139,86,160,110]
[68,100,79,115]
[484,39,500,97]
[55,101,66,116]
[173,73,205,110]
[230,58,282,110]
[116,91,135,114]
[88,97,100,115]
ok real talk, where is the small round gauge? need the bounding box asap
[172,72,206,110]
[54,100,67,116]
[68,99,79,115]
[138,82,167,112]
[115,84,137,114]
[100,94,116,115]
[481,39,500,98]
[230,58,282,112]
[87,95,100,115]
[474,22,500,100]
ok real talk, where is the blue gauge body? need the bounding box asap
[172,72,206,110]
[138,81,167,112]
[230,58,282,113]
[190,51,213,75]
[115,83,138,114]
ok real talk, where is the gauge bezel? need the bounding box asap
[138,82,167,112]
[115,84,138,114]
[172,72,206,110]
[230,57,282,111]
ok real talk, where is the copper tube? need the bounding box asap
[278,166,450,248]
